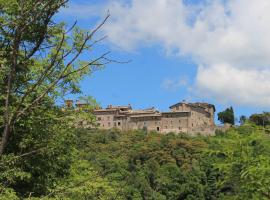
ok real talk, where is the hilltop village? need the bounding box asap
[65,100,217,135]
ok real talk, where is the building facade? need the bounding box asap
[65,100,216,135]
[90,101,216,135]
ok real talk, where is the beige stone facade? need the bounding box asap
[91,101,216,135]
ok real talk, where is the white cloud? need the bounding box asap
[161,76,188,91]
[62,0,270,107]
[196,64,270,107]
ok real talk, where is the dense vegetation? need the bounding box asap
[64,125,270,200]
[2,123,270,199]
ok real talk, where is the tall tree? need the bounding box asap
[218,107,235,125]
[239,115,247,125]
[0,0,112,155]
[249,112,270,127]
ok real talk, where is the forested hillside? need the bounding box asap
[2,123,270,199]
[60,125,270,200]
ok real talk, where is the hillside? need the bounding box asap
[70,126,270,200]
[2,123,270,199]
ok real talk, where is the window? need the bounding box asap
[97,117,101,121]
[157,127,160,131]
[118,122,121,126]
[179,127,181,130]
[107,116,110,120]
[114,122,117,127]
[108,122,111,127]
[165,126,167,129]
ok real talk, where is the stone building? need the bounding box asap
[91,101,216,135]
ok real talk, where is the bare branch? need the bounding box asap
[60,51,111,79]
[65,20,78,34]
[15,51,111,120]
[12,32,67,120]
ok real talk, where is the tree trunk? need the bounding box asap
[0,66,13,156]
[0,124,11,155]
[0,32,19,156]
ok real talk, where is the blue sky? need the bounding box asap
[56,0,270,123]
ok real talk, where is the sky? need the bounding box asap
[56,0,270,123]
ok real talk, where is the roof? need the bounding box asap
[106,105,132,110]
[94,104,132,113]
[130,113,162,118]
[75,101,88,105]
[162,111,190,114]
[169,102,216,112]
[94,108,117,112]
[169,102,186,109]
[192,102,216,112]
[128,110,157,115]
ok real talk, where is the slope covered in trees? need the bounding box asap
[2,124,270,199]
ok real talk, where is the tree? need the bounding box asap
[217,107,235,125]
[249,112,270,127]
[0,0,113,155]
[239,115,247,125]
[206,126,270,199]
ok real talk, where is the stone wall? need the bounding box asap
[67,100,216,136]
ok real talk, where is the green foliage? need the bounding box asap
[0,108,77,197]
[68,126,270,200]
[204,124,270,199]
[239,115,247,125]
[74,129,209,200]
[0,1,108,198]
[0,0,108,156]
[249,112,270,127]
[218,107,235,125]
[0,187,19,200]
[45,159,122,200]
[2,122,270,199]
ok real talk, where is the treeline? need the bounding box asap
[218,106,270,126]
[2,124,270,199]
[64,126,270,200]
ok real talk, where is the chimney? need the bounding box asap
[65,100,73,108]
